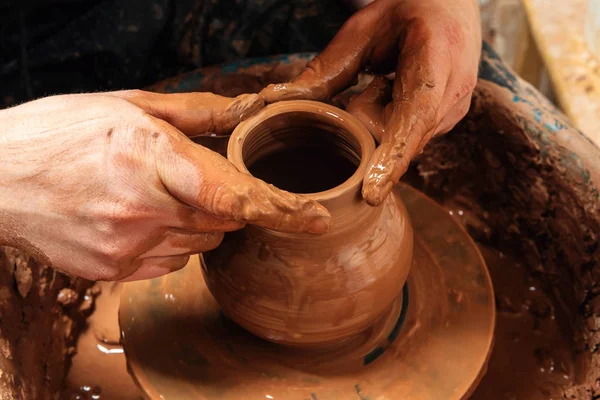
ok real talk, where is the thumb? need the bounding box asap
[153,118,331,234]
[113,90,264,137]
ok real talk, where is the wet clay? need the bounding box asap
[66,213,574,399]
[0,247,94,399]
[409,74,600,396]
[119,184,494,399]
[59,49,598,399]
[65,282,142,400]
[203,101,413,346]
[470,245,574,399]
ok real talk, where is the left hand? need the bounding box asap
[260,0,481,205]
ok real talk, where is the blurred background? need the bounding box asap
[481,0,600,146]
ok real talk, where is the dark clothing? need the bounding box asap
[0,1,352,107]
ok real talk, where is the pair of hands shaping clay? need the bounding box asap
[261,0,481,205]
[0,0,481,282]
[0,91,329,282]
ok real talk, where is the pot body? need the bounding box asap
[202,100,413,347]
[202,193,412,347]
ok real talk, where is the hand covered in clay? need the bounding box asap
[260,0,481,205]
[0,91,330,281]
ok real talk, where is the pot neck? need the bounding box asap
[228,100,378,234]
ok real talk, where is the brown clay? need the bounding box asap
[469,245,574,399]
[119,183,494,399]
[65,282,143,399]
[202,100,413,347]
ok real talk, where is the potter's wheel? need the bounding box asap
[119,184,495,399]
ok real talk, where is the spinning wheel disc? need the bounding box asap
[120,184,495,399]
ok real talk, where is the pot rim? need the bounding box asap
[228,100,376,203]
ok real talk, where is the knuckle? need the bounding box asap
[441,21,465,48]
[406,17,436,44]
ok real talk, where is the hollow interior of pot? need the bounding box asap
[241,111,362,194]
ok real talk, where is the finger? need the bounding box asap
[113,90,264,136]
[176,206,246,232]
[259,7,385,103]
[153,119,331,234]
[141,231,225,258]
[362,25,452,206]
[346,76,392,143]
[119,255,190,282]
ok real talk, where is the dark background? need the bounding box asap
[0,0,353,107]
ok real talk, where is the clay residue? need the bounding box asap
[64,186,575,400]
[470,245,574,399]
[119,184,495,399]
[3,47,592,399]
[0,246,94,399]
[65,282,142,400]
[410,79,600,398]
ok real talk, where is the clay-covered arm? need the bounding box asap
[261,0,481,205]
[0,91,330,281]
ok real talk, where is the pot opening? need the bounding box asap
[242,110,362,194]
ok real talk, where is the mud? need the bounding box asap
[65,283,142,400]
[64,241,573,399]
[0,247,94,399]
[411,77,600,397]
[1,48,598,398]
[471,245,574,399]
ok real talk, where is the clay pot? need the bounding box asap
[202,100,413,347]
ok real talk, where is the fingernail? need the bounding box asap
[307,216,331,234]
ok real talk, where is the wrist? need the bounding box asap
[0,107,30,246]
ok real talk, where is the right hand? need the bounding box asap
[0,90,330,281]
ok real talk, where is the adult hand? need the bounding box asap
[260,0,481,205]
[0,90,330,281]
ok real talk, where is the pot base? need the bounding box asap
[119,184,495,399]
